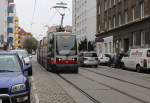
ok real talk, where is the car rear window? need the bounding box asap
[84,53,97,57]
[147,50,150,57]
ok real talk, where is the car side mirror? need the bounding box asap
[23,65,32,76]
[24,57,30,65]
[29,55,32,59]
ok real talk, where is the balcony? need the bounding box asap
[8,6,14,13]
[7,28,13,33]
[7,17,13,23]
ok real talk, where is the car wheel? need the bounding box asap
[121,63,126,70]
[136,65,141,73]
[27,93,31,103]
[28,67,32,76]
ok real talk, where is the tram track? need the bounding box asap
[57,73,149,103]
[79,73,149,103]
[82,68,150,90]
[57,74,101,103]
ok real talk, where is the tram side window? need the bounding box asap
[49,38,54,57]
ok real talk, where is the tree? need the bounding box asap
[23,37,38,54]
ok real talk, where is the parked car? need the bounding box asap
[11,49,32,75]
[111,53,124,68]
[121,48,150,72]
[0,52,32,103]
[98,54,110,65]
[78,51,98,68]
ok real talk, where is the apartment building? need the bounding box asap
[7,0,15,49]
[96,0,150,54]
[0,0,8,47]
[72,0,96,42]
[0,0,15,49]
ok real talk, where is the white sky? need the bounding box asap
[14,0,72,40]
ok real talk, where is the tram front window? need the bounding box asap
[56,35,77,56]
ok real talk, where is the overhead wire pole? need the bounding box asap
[51,1,69,31]
[30,0,37,31]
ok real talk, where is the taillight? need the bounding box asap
[143,59,147,67]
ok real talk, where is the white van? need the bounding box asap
[121,48,150,72]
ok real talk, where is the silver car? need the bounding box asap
[78,51,98,68]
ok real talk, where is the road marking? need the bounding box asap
[34,94,39,103]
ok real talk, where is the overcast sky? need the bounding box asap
[14,0,72,40]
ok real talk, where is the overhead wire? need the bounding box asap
[30,0,37,30]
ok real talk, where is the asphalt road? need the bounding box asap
[31,55,150,103]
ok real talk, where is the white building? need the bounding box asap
[96,36,113,56]
[0,0,8,47]
[72,0,96,42]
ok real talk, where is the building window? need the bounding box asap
[104,0,107,11]
[132,32,136,47]
[105,21,107,29]
[98,5,101,14]
[132,7,135,21]
[99,24,101,32]
[109,18,111,29]
[124,10,128,24]
[105,43,108,53]
[109,42,112,53]
[140,2,144,18]
[118,13,121,26]
[113,15,116,28]
[141,31,145,46]
[113,0,116,5]
[109,0,112,8]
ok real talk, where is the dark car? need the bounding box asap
[0,52,32,103]
[110,53,124,68]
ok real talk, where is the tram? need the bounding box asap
[37,32,79,73]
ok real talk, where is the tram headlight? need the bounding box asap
[72,58,77,61]
[56,58,62,61]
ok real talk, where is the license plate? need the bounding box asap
[0,99,2,103]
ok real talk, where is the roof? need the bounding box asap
[0,51,17,55]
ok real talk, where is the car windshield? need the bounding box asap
[84,53,97,57]
[15,50,28,58]
[0,55,21,72]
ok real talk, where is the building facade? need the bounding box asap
[0,0,15,49]
[7,0,15,49]
[96,0,150,54]
[72,0,96,42]
[0,0,8,47]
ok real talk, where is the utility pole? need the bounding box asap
[52,1,69,31]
